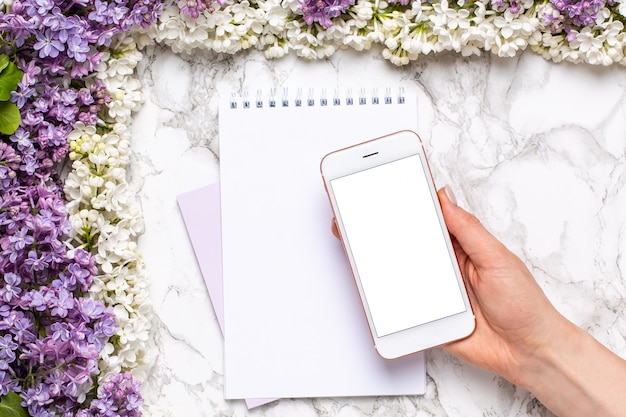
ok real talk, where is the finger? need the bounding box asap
[331,217,341,240]
[437,187,508,266]
[450,236,469,273]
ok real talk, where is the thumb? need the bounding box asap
[437,187,507,266]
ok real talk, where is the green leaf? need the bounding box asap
[0,392,28,417]
[0,101,21,135]
[0,61,24,101]
[0,55,9,73]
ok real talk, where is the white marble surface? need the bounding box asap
[129,45,626,416]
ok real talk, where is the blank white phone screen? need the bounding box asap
[330,154,466,337]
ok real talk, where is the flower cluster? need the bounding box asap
[0,244,118,414]
[0,0,161,415]
[549,0,608,29]
[178,0,224,18]
[0,135,143,416]
[145,0,626,66]
[300,0,355,28]
[77,372,143,417]
[64,34,153,381]
[0,0,159,79]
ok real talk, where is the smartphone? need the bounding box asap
[320,130,475,359]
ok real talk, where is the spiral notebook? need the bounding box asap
[219,87,426,399]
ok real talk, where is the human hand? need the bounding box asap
[435,186,567,386]
[437,187,626,417]
[330,186,564,385]
[330,187,564,386]
[331,186,626,416]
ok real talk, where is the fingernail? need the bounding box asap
[444,185,457,206]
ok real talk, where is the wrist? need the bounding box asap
[513,313,576,391]
[514,316,626,417]
[516,318,590,415]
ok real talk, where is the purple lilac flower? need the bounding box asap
[11,316,35,343]
[0,370,17,396]
[180,0,225,18]
[0,174,124,415]
[50,288,74,317]
[66,35,90,62]
[0,0,163,153]
[0,280,119,413]
[20,61,42,85]
[88,0,109,23]
[0,273,22,302]
[491,0,522,13]
[0,0,162,414]
[552,0,605,26]
[0,334,18,363]
[11,82,36,109]
[299,0,355,28]
[545,0,609,36]
[79,372,144,417]
[34,29,65,59]
[0,142,20,189]
[28,0,55,16]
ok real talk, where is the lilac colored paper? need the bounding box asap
[177,184,276,409]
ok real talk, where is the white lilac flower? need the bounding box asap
[64,32,153,387]
[144,0,626,66]
[285,19,331,59]
[459,26,487,56]
[343,24,373,51]
[483,9,539,57]
[155,5,190,41]
[570,27,602,51]
[401,26,438,58]
[98,36,144,80]
[569,22,626,65]
[446,7,471,30]
[354,0,374,21]
[618,0,626,17]
[264,1,290,33]
[104,78,144,123]
[265,41,290,58]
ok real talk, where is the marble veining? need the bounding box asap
[130,44,625,416]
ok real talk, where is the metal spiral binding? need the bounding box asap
[230,87,406,109]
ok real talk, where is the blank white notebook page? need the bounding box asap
[219,88,426,399]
